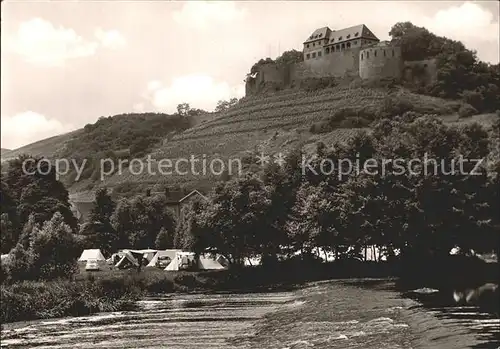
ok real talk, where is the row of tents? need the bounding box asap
[77,248,227,271]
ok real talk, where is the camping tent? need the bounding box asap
[147,249,182,268]
[78,249,106,262]
[77,249,110,270]
[164,252,226,271]
[165,252,196,271]
[115,250,139,269]
[198,255,225,270]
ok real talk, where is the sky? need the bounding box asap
[1,1,499,150]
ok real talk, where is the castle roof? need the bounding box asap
[304,24,379,45]
[304,26,332,43]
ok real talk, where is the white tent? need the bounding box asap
[165,252,196,271]
[115,251,139,269]
[78,249,110,271]
[164,252,226,271]
[198,255,225,270]
[147,249,182,268]
[78,249,106,262]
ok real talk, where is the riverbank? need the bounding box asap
[2,257,498,324]
[3,279,498,348]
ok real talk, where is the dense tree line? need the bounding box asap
[389,22,500,113]
[176,112,499,266]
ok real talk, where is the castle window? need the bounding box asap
[306,53,310,59]
[325,47,330,54]
[339,36,343,40]
[307,44,310,48]
[336,44,340,50]
[347,42,351,49]
[355,32,359,37]
[341,43,345,50]
[423,63,428,68]
[319,33,323,37]
[383,50,386,57]
[313,42,315,46]
[312,52,316,58]
[361,53,363,60]
[392,49,395,57]
[331,39,334,43]
[318,51,322,57]
[354,40,358,45]
[374,50,377,57]
[346,34,351,39]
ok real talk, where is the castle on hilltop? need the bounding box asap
[245,24,437,96]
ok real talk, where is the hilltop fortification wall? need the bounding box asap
[245,44,437,96]
[359,45,403,80]
[293,48,361,80]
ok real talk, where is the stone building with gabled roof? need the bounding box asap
[303,24,379,61]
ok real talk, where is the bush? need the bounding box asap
[174,273,201,289]
[382,95,415,117]
[339,117,371,128]
[458,103,478,118]
[299,77,339,92]
[0,277,142,323]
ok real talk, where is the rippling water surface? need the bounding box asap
[2,279,498,348]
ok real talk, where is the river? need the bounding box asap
[1,279,498,348]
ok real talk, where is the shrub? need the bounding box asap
[382,95,415,117]
[458,103,478,118]
[300,77,338,92]
[309,121,331,134]
[174,273,201,289]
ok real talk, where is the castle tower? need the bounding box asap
[359,42,403,80]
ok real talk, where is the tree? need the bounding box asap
[5,156,76,231]
[215,98,239,113]
[28,212,79,280]
[177,103,191,117]
[111,194,176,249]
[275,49,304,65]
[81,188,122,256]
[7,212,79,281]
[155,227,173,249]
[0,214,16,254]
[179,175,272,266]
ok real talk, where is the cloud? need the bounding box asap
[1,111,73,149]
[172,1,246,28]
[4,18,127,66]
[421,2,498,42]
[4,18,99,66]
[142,75,245,113]
[95,28,127,49]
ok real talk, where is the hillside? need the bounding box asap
[1,131,82,162]
[2,83,496,200]
[1,148,12,156]
[65,82,496,197]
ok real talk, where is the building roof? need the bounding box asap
[179,189,208,203]
[305,24,379,45]
[304,26,332,43]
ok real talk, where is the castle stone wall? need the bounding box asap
[359,45,403,80]
[298,48,361,79]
